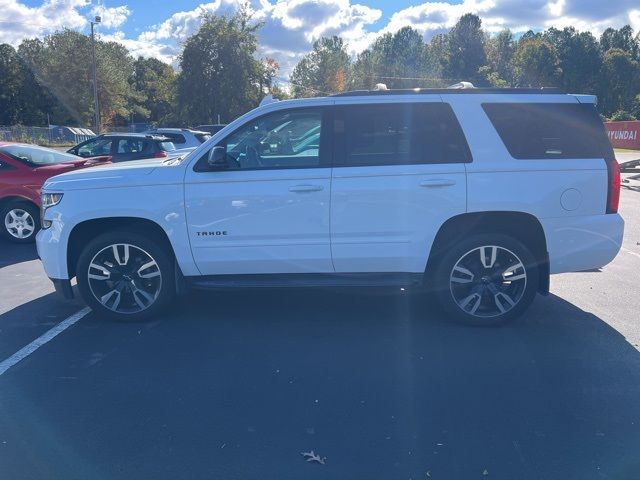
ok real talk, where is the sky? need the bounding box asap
[1,0,640,78]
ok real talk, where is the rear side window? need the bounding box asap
[482,103,613,159]
[336,103,471,166]
[116,139,145,154]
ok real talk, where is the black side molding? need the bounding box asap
[51,278,74,300]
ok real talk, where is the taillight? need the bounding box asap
[154,151,168,158]
[606,158,621,214]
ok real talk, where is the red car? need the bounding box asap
[0,142,109,243]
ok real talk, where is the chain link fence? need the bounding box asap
[0,125,97,146]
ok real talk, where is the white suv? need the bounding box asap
[36,87,624,325]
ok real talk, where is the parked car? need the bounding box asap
[195,124,227,135]
[143,128,211,149]
[0,142,108,242]
[67,133,184,163]
[37,86,623,325]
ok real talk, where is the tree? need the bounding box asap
[511,37,562,87]
[176,8,270,124]
[486,29,514,85]
[18,30,138,127]
[0,43,76,126]
[130,57,177,124]
[544,27,601,93]
[290,36,350,97]
[442,14,487,84]
[609,110,636,121]
[349,27,433,90]
[598,48,640,116]
[600,26,639,60]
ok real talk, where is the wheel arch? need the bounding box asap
[0,195,38,210]
[425,211,550,294]
[67,217,176,279]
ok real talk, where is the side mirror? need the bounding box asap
[207,146,228,170]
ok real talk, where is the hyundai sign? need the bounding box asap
[605,121,640,149]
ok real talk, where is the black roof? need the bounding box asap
[332,87,565,97]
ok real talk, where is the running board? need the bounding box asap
[186,273,424,290]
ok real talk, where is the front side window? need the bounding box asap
[218,109,323,170]
[77,138,112,157]
[337,103,471,166]
[482,102,613,159]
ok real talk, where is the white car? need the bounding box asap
[143,128,211,150]
[37,85,624,325]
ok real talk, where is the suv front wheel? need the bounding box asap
[432,233,539,326]
[76,231,175,321]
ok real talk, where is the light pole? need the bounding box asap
[90,15,101,134]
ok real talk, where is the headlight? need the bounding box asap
[41,192,64,209]
[41,193,63,229]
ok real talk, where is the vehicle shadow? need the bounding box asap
[0,239,38,268]
[2,288,640,480]
[173,289,640,479]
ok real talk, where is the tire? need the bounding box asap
[1,201,40,243]
[431,233,539,326]
[76,231,175,321]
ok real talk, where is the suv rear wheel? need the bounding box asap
[76,231,175,321]
[1,201,40,243]
[432,233,539,326]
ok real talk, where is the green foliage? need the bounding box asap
[609,110,636,121]
[176,8,268,125]
[1,11,640,128]
[486,30,515,85]
[511,37,562,87]
[441,14,488,84]
[17,30,138,127]
[130,57,177,124]
[0,43,63,125]
[290,36,351,97]
[598,48,640,116]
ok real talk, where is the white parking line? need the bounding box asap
[622,247,640,260]
[0,307,91,376]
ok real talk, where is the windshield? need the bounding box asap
[0,144,79,166]
[195,133,211,143]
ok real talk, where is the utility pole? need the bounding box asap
[90,15,101,134]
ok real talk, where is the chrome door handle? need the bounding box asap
[420,179,456,188]
[289,184,324,192]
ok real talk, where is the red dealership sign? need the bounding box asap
[605,121,640,149]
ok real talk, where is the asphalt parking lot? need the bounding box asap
[1,161,640,479]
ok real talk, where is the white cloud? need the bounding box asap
[91,4,131,29]
[0,0,88,45]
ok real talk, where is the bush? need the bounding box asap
[609,110,636,121]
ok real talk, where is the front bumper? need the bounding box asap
[36,219,70,280]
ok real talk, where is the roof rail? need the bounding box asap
[332,87,565,97]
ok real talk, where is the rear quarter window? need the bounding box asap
[482,102,613,159]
